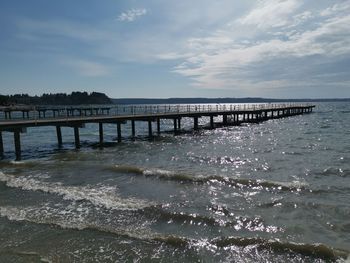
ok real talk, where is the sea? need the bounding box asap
[0,102,349,262]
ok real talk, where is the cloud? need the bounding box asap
[238,0,301,29]
[118,8,147,22]
[169,1,350,92]
[62,59,110,77]
[320,2,350,17]
[15,18,108,43]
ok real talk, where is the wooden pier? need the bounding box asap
[0,103,315,160]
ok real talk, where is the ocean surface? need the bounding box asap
[0,102,349,262]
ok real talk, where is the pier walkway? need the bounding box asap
[0,103,315,160]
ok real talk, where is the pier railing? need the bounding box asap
[0,103,313,121]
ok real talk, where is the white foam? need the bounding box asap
[274,180,309,189]
[0,172,153,210]
[142,168,176,177]
[0,205,155,241]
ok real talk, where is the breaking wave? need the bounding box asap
[0,171,154,210]
[144,206,281,233]
[109,165,309,191]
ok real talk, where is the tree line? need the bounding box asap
[0,92,112,105]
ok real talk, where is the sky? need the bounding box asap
[0,0,350,99]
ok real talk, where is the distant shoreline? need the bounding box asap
[112,97,350,105]
[2,92,349,106]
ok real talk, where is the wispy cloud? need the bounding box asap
[118,8,147,22]
[238,0,301,29]
[62,59,110,77]
[320,2,350,17]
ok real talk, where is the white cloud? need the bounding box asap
[118,8,147,22]
[238,0,301,29]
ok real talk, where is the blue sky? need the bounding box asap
[0,0,349,98]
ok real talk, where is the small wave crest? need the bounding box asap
[109,165,309,191]
[212,236,349,261]
[0,172,154,210]
[0,160,39,169]
[144,206,281,233]
[0,205,154,241]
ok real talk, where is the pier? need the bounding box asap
[0,103,315,160]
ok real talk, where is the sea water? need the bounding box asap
[0,102,349,262]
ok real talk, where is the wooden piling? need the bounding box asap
[194,117,199,130]
[210,116,214,129]
[117,122,122,143]
[14,130,21,161]
[148,120,153,138]
[223,115,228,125]
[56,126,62,146]
[131,120,136,139]
[74,126,80,149]
[99,123,103,145]
[177,118,181,130]
[157,118,161,135]
[174,119,178,134]
[0,131,3,157]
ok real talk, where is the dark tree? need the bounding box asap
[1,92,112,105]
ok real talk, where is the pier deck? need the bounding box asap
[0,103,315,160]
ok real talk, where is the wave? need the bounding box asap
[1,205,348,261]
[144,206,281,233]
[0,172,154,211]
[0,160,40,169]
[0,250,49,263]
[212,236,349,261]
[318,167,349,177]
[109,165,309,191]
[0,205,155,242]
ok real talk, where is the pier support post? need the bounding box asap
[223,115,228,125]
[173,119,178,134]
[194,117,199,130]
[157,118,161,135]
[99,123,103,146]
[74,126,80,149]
[0,131,3,158]
[177,118,181,130]
[117,122,122,143]
[14,130,21,161]
[210,116,214,129]
[148,120,153,138]
[56,126,62,147]
[131,120,135,139]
